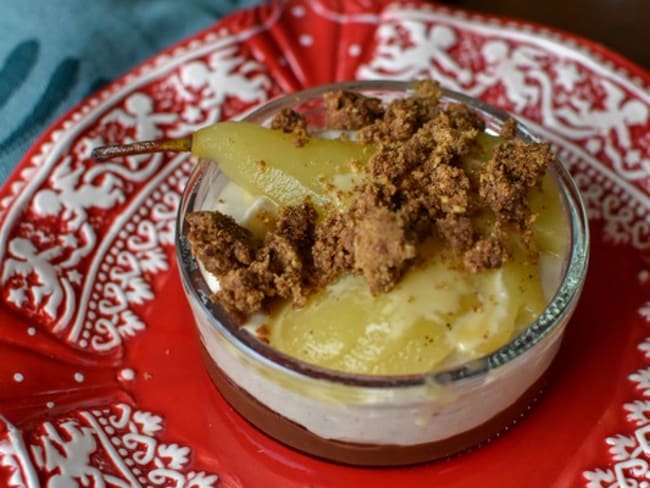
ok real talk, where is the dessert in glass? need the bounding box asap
[174,80,589,466]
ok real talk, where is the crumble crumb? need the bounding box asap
[500,118,517,139]
[479,139,553,226]
[324,90,384,130]
[185,212,255,276]
[352,206,416,294]
[270,108,310,146]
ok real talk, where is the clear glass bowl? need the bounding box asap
[175,80,589,466]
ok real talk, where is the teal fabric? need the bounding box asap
[0,0,260,184]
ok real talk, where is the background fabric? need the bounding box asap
[0,0,260,184]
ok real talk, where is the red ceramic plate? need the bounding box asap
[0,1,648,486]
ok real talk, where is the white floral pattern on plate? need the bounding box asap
[0,40,276,356]
[1,404,218,487]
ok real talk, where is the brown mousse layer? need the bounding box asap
[200,344,548,467]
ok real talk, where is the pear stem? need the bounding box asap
[91,137,192,162]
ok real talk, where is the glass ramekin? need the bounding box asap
[175,80,589,466]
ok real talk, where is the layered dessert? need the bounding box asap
[171,81,585,465]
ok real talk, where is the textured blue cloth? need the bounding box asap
[0,0,260,184]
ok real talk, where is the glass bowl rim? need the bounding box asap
[175,79,590,388]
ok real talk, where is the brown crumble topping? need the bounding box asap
[463,230,510,273]
[479,139,553,227]
[352,206,417,294]
[324,90,384,130]
[500,118,517,139]
[186,80,554,318]
[270,108,310,146]
[256,323,271,344]
[186,212,255,276]
[317,175,338,195]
